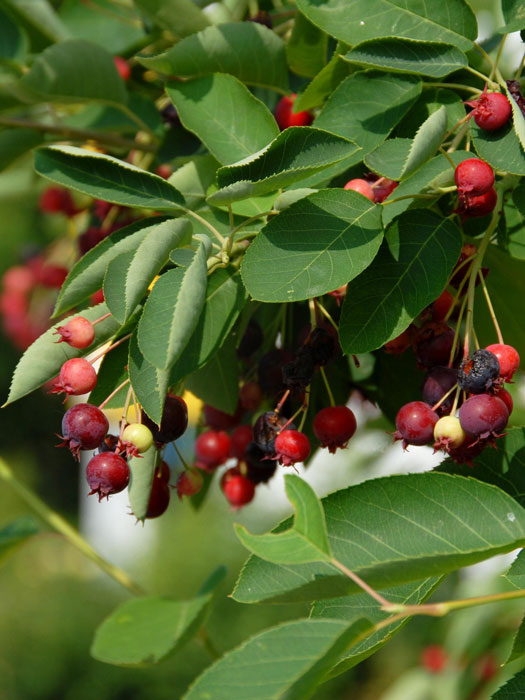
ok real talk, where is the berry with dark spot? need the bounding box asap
[458,349,500,394]
[253,411,295,454]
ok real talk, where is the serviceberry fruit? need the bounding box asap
[52,357,97,396]
[394,401,438,448]
[258,349,293,396]
[54,316,95,349]
[253,411,296,454]
[371,177,398,203]
[432,290,455,322]
[60,403,109,458]
[458,188,497,219]
[158,460,171,482]
[2,265,35,294]
[176,469,203,499]
[497,388,514,415]
[230,424,254,460]
[120,423,154,456]
[239,382,263,412]
[421,645,448,674]
[458,349,500,394]
[454,158,494,196]
[141,394,188,443]
[433,416,466,452]
[244,442,277,484]
[204,402,242,430]
[114,56,131,81]
[39,186,78,217]
[37,264,68,289]
[414,323,457,368]
[469,91,512,131]
[98,434,120,454]
[343,179,374,201]
[221,468,256,508]
[459,394,509,439]
[485,343,520,381]
[383,326,414,354]
[146,474,170,518]
[195,430,231,469]
[422,366,459,416]
[274,430,311,466]
[274,94,313,130]
[86,452,130,501]
[313,405,357,453]
[447,434,488,466]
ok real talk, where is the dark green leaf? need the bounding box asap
[128,331,171,426]
[0,128,43,172]
[504,181,525,259]
[504,549,525,590]
[505,80,525,153]
[88,337,129,409]
[0,515,39,561]
[287,11,327,78]
[500,0,525,32]
[185,335,238,414]
[128,447,158,523]
[0,4,28,60]
[506,614,525,664]
[134,0,210,38]
[491,668,525,698]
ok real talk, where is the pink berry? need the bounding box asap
[471,92,512,131]
[52,358,97,396]
[459,394,509,439]
[146,475,171,518]
[221,469,255,508]
[60,403,109,458]
[195,430,231,469]
[313,405,357,453]
[2,265,35,294]
[91,289,105,305]
[343,179,374,201]
[86,452,130,501]
[54,316,95,349]
[394,401,438,448]
[274,430,310,466]
[454,158,494,196]
[274,94,313,130]
[176,469,203,499]
[37,265,68,289]
[485,343,520,381]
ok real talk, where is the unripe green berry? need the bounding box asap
[433,416,466,449]
[122,423,154,453]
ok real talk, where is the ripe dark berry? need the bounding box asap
[313,405,357,453]
[176,469,203,499]
[414,323,457,368]
[221,469,256,508]
[447,434,488,466]
[240,382,263,412]
[458,349,500,394]
[141,394,188,443]
[497,388,513,415]
[244,442,277,484]
[432,290,455,322]
[485,343,520,381]
[39,186,78,217]
[422,366,459,416]
[282,346,315,391]
[146,475,170,518]
[158,460,171,482]
[433,416,466,452]
[394,401,438,448]
[470,91,512,131]
[195,430,231,469]
[274,430,311,466]
[204,402,242,430]
[383,326,414,354]
[98,433,120,454]
[306,325,340,366]
[274,94,313,130]
[454,158,494,196]
[459,394,509,439]
[253,411,295,454]
[343,179,374,201]
[60,403,109,458]
[459,188,497,219]
[52,357,97,396]
[230,424,254,460]
[86,452,130,501]
[78,226,109,255]
[54,316,95,349]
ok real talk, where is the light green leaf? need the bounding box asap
[344,39,467,78]
[287,11,328,78]
[87,336,129,409]
[294,46,351,112]
[339,210,462,353]
[104,219,192,325]
[505,82,525,153]
[128,331,170,426]
[472,120,525,176]
[241,188,383,302]
[128,447,158,523]
[504,549,525,590]
[168,155,219,210]
[185,335,238,414]
[506,614,525,664]
[35,146,185,211]
[139,23,288,91]
[0,515,39,561]
[166,75,279,167]
[500,0,525,32]
[134,0,210,38]
[364,138,412,180]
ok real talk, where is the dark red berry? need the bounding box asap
[253,411,295,454]
[459,394,509,439]
[141,394,188,443]
[282,346,315,392]
[230,424,254,460]
[394,401,438,448]
[78,226,109,255]
[458,188,497,219]
[414,323,457,368]
[86,452,130,500]
[114,56,131,81]
[146,475,170,518]
[470,91,512,131]
[447,434,488,466]
[39,186,78,217]
[204,402,242,430]
[60,403,109,458]
[244,442,277,484]
[158,460,171,482]
[195,430,231,469]
[240,382,263,412]
[313,405,357,453]
[371,177,398,203]
[497,387,514,415]
[91,289,105,305]
[454,158,494,196]
[485,343,520,381]
[343,179,374,201]
[221,469,256,508]
[52,357,97,396]
[432,290,455,322]
[54,316,95,349]
[421,645,448,673]
[274,94,313,130]
[422,366,459,416]
[274,430,311,466]
[458,349,500,394]
[176,469,203,499]
[383,326,414,354]
[258,349,293,396]
[306,325,340,366]
[37,264,68,289]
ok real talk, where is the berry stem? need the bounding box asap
[422,82,481,95]
[488,36,507,84]
[448,294,468,367]
[183,209,226,245]
[314,299,339,332]
[464,66,498,90]
[98,377,131,410]
[173,441,190,470]
[297,391,310,432]
[274,389,290,414]
[119,385,134,439]
[329,557,391,607]
[198,628,221,659]
[320,366,336,407]
[91,312,112,327]
[478,270,504,344]
[100,204,120,233]
[0,457,144,596]
[89,333,132,364]
[450,385,461,416]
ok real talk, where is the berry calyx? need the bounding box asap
[454,158,494,196]
[433,416,467,452]
[176,469,203,499]
[60,403,109,458]
[343,179,375,201]
[458,349,500,394]
[469,91,512,131]
[141,394,188,443]
[230,424,254,460]
[221,468,256,508]
[485,343,520,381]
[394,401,438,448]
[195,430,231,469]
[274,94,313,130]
[54,316,95,349]
[313,405,357,453]
[146,474,171,518]
[274,430,311,466]
[51,357,97,396]
[458,187,497,219]
[458,394,509,440]
[86,452,130,501]
[120,423,154,456]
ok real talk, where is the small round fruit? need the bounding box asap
[39,186,77,217]
[383,326,414,354]
[54,316,95,349]
[61,403,109,457]
[343,179,374,201]
[230,424,254,460]
[2,265,35,294]
[86,452,130,501]
[497,388,514,415]
[432,290,455,322]
[372,178,398,203]
[221,469,256,508]
[204,403,242,430]
[460,188,497,218]
[121,423,154,453]
[141,394,188,443]
[414,323,457,368]
[274,430,311,466]
[257,349,293,396]
[313,405,357,453]
[454,158,494,196]
[472,92,512,131]
[158,460,171,482]
[244,442,277,484]
[53,357,97,396]
[253,411,296,454]
[421,645,448,674]
[394,401,438,447]
[422,366,459,416]
[114,56,131,81]
[485,343,520,381]
[146,475,170,518]
[459,394,509,439]
[239,382,263,412]
[274,94,313,130]
[37,264,68,289]
[458,349,500,394]
[433,416,467,451]
[176,469,203,499]
[195,430,231,469]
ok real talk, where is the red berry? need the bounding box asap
[274,430,310,466]
[176,469,203,499]
[274,94,313,130]
[371,177,398,203]
[158,460,171,482]
[421,645,447,673]
[221,469,255,508]
[0,290,28,317]
[141,394,188,443]
[204,403,242,430]
[239,382,263,412]
[146,475,171,518]
[414,323,457,368]
[394,401,438,448]
[54,316,95,349]
[343,179,374,201]
[432,290,455,322]
[91,289,105,305]
[313,405,357,453]
[114,56,131,81]
[471,92,512,131]
[447,434,488,466]
[37,264,68,289]
[195,430,231,469]
[253,410,296,454]
[60,403,109,457]
[454,158,494,196]
[485,343,520,381]
[2,265,35,294]
[459,394,509,439]
[497,387,514,415]
[78,226,109,255]
[86,452,130,501]
[52,357,97,396]
[459,187,497,218]
[383,326,414,354]
[39,186,78,217]
[155,164,172,179]
[230,424,254,460]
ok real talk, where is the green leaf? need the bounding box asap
[35,146,185,212]
[128,331,170,426]
[169,268,247,385]
[504,181,525,259]
[500,0,525,32]
[87,336,129,409]
[54,218,172,317]
[504,549,525,590]
[344,39,467,78]
[506,614,525,664]
[104,219,192,325]
[2,0,70,44]
[139,23,288,91]
[91,593,212,666]
[4,303,122,405]
[0,4,28,61]
[295,0,477,50]
[394,88,466,139]
[287,11,327,78]
[183,618,372,700]
[128,446,158,523]
[20,39,127,104]
[235,475,331,565]
[472,120,525,176]
[241,188,383,302]
[233,472,525,604]
[294,47,351,112]
[137,242,208,370]
[339,210,462,354]
[185,335,238,414]
[209,127,360,205]
[134,0,210,38]
[0,128,43,172]
[168,155,219,210]
[505,81,525,153]
[491,669,525,698]
[0,515,39,561]
[364,138,412,180]
[166,75,279,167]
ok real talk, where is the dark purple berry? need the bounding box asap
[141,394,188,443]
[258,349,293,396]
[394,401,438,448]
[422,366,459,416]
[458,349,500,394]
[459,394,509,439]
[244,442,277,484]
[146,475,171,518]
[86,452,130,500]
[414,323,457,368]
[253,411,295,454]
[60,403,109,458]
[98,433,120,454]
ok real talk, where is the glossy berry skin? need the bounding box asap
[460,188,497,218]
[454,158,494,196]
[146,475,170,518]
[121,423,154,454]
[497,388,514,415]
[414,323,457,369]
[472,92,512,131]
[343,179,374,201]
[433,416,466,451]
[230,424,254,460]
[274,94,313,130]
[371,178,398,203]
[313,406,357,453]
[53,357,97,396]
[394,401,438,448]
[485,343,520,381]
[195,430,231,469]
[54,316,95,349]
[253,411,296,454]
[176,469,203,499]
[422,366,459,416]
[221,469,256,508]
[459,394,509,439]
[61,403,109,457]
[141,394,188,443]
[274,430,311,466]
[244,442,277,484]
[458,349,500,394]
[86,452,130,501]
